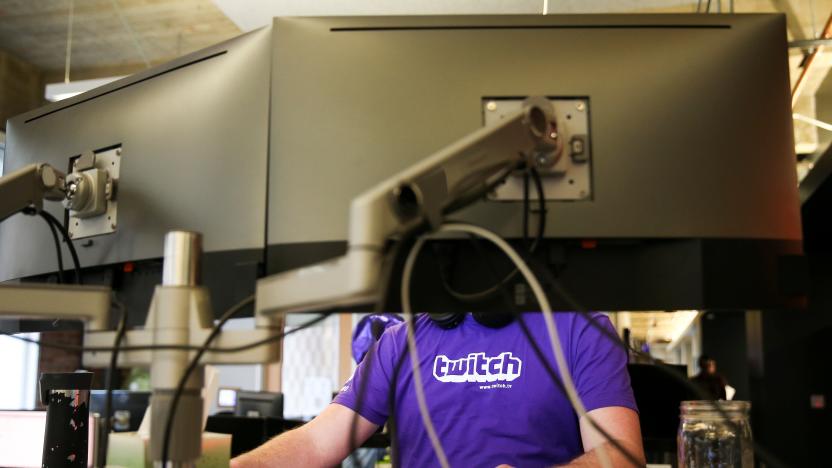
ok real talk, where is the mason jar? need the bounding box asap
[677,400,754,468]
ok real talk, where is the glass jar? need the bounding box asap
[677,400,754,468]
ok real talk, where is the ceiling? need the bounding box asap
[0,0,240,77]
[0,1,830,79]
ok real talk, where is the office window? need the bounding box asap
[281,315,340,419]
[0,130,5,174]
[0,333,39,409]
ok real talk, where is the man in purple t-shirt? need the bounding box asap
[232,312,644,467]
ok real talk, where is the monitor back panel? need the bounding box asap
[0,28,272,281]
[267,15,800,245]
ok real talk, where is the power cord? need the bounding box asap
[437,167,545,302]
[410,223,613,468]
[528,265,793,468]
[384,334,413,466]
[460,231,643,467]
[160,294,254,466]
[401,236,451,468]
[346,163,526,465]
[38,210,82,284]
[22,208,66,284]
[344,166,549,467]
[0,332,211,353]
[97,296,128,467]
[0,315,329,354]
[160,295,330,466]
[450,211,787,467]
[439,161,642,466]
[348,236,414,468]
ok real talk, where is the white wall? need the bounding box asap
[1,130,5,174]
[0,333,39,410]
[281,315,341,420]
[206,317,264,415]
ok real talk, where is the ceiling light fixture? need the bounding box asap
[45,77,125,102]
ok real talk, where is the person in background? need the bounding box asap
[352,314,404,364]
[691,355,728,400]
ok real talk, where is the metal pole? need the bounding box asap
[162,231,202,287]
[64,0,74,83]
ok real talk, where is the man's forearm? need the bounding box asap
[230,427,320,468]
[231,404,380,467]
[561,441,646,468]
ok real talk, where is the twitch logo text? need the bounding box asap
[432,352,522,383]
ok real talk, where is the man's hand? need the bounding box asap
[563,406,645,467]
[230,403,379,467]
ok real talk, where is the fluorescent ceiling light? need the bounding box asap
[45,76,125,102]
[793,112,832,132]
[667,311,700,346]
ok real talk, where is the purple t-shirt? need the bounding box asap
[333,312,637,467]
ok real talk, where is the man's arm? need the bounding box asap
[230,403,380,467]
[564,406,645,467]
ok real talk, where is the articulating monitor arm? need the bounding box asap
[0,283,111,331]
[256,96,560,316]
[0,163,67,222]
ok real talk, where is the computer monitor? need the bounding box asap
[89,390,150,432]
[217,387,239,409]
[1,14,803,319]
[264,14,803,312]
[234,391,283,418]
[0,27,272,322]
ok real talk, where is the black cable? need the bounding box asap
[161,295,330,466]
[442,159,790,468]
[0,295,339,463]
[438,167,546,302]
[697,0,703,13]
[44,215,66,284]
[348,236,414,467]
[385,337,412,467]
[525,259,793,468]
[517,314,643,466]
[0,332,207,352]
[37,210,66,283]
[341,165,533,466]
[441,162,520,215]
[98,296,128,467]
[522,170,530,246]
[161,295,254,465]
[20,208,66,283]
[461,232,643,467]
[439,150,639,464]
[0,315,330,354]
[39,210,82,284]
[449,211,789,467]
[706,0,712,13]
[347,328,413,468]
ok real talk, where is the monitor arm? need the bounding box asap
[2,96,558,466]
[0,283,111,331]
[0,163,67,222]
[256,96,560,316]
[0,164,112,331]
